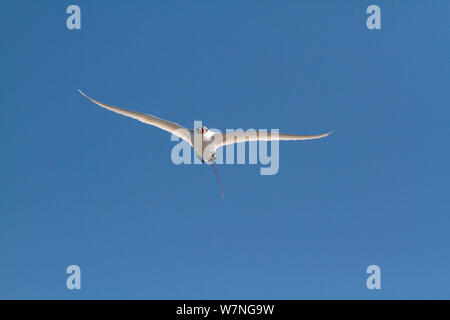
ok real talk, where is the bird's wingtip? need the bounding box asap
[323,130,335,137]
[78,89,93,101]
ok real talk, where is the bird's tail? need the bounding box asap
[211,163,224,198]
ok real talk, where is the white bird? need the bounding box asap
[78,89,333,197]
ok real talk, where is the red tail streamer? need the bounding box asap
[211,163,224,198]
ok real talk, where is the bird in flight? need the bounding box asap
[78,89,333,197]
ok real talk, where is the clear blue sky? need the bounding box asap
[1,1,448,299]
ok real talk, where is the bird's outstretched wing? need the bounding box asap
[78,90,193,145]
[214,130,333,149]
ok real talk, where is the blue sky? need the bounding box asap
[1,1,449,299]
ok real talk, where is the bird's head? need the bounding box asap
[196,126,214,140]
